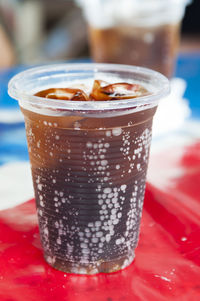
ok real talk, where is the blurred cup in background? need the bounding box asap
[78,0,191,78]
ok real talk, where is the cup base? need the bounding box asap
[44,252,135,274]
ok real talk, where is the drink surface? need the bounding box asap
[34,80,149,101]
[22,80,156,274]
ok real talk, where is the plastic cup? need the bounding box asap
[8,63,169,274]
[77,0,191,78]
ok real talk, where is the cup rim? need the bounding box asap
[8,63,170,112]
[77,0,191,8]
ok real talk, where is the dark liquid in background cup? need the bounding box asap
[77,0,189,79]
[89,23,180,78]
[21,82,156,274]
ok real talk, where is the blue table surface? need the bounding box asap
[0,55,200,165]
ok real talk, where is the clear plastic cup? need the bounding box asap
[77,0,191,78]
[8,63,169,274]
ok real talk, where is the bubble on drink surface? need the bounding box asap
[106,130,111,137]
[86,142,93,148]
[112,127,122,136]
[101,160,108,166]
[38,184,43,191]
[121,184,127,192]
[143,32,155,44]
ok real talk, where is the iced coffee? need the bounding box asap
[8,63,169,274]
[78,0,190,78]
[89,23,180,78]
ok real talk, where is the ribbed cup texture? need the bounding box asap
[22,107,155,274]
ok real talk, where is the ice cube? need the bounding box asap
[90,80,148,100]
[35,88,89,101]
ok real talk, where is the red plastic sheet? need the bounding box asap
[0,140,200,301]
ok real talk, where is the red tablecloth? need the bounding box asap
[0,141,200,301]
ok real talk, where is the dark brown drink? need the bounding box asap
[21,82,154,274]
[8,63,169,274]
[89,23,180,78]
